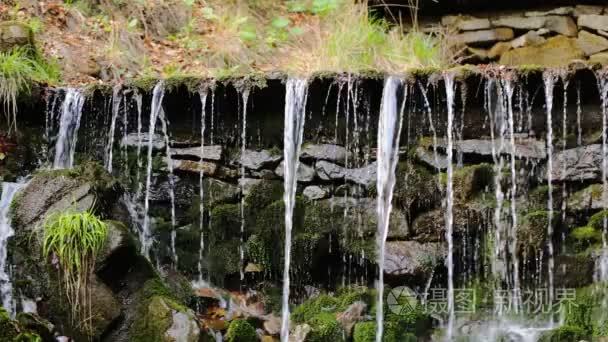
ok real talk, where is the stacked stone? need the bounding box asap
[442,5,608,66]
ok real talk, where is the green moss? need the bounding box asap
[209,204,241,242]
[225,319,257,342]
[164,75,205,93]
[561,284,608,337]
[588,210,608,230]
[518,211,550,251]
[570,226,602,251]
[353,321,416,342]
[130,296,178,342]
[82,83,113,97]
[539,325,589,342]
[127,76,161,92]
[207,239,241,283]
[13,332,42,342]
[393,161,439,215]
[0,307,19,340]
[244,180,283,214]
[292,294,340,323]
[514,64,545,77]
[307,312,345,342]
[438,163,493,202]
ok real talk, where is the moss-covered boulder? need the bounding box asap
[554,254,594,288]
[307,312,346,342]
[568,184,605,212]
[225,319,257,342]
[411,204,485,242]
[517,211,550,254]
[449,163,494,202]
[499,35,584,67]
[393,162,441,218]
[0,308,45,342]
[0,308,19,340]
[569,225,602,252]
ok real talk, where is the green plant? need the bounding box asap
[42,211,108,336]
[225,319,257,342]
[0,47,59,133]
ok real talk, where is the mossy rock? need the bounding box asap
[538,325,589,342]
[13,332,43,342]
[225,319,257,342]
[208,204,241,243]
[0,308,19,340]
[207,239,241,283]
[517,211,550,253]
[393,162,440,216]
[554,254,594,288]
[450,163,494,202]
[0,21,34,52]
[15,312,54,341]
[292,294,340,324]
[353,321,416,342]
[569,226,602,252]
[588,210,608,230]
[307,312,346,342]
[411,204,485,242]
[244,179,283,215]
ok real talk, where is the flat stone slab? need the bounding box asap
[578,15,608,32]
[433,138,547,159]
[238,149,282,170]
[171,146,223,161]
[302,185,330,200]
[549,144,603,181]
[122,133,165,150]
[499,35,583,67]
[577,30,608,56]
[492,16,577,36]
[441,15,491,31]
[454,28,514,44]
[315,161,377,187]
[274,160,315,182]
[301,143,351,164]
[384,241,445,277]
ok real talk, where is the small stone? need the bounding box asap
[274,160,315,182]
[263,315,281,335]
[492,16,577,36]
[171,159,218,176]
[525,7,574,17]
[441,15,491,31]
[467,46,489,60]
[238,178,262,196]
[454,28,514,44]
[499,35,584,67]
[122,133,165,149]
[344,162,377,187]
[578,30,608,56]
[590,51,608,65]
[567,184,605,211]
[574,5,604,17]
[302,185,330,200]
[171,145,223,161]
[315,160,345,180]
[578,15,608,32]
[239,149,282,171]
[301,144,350,164]
[249,169,278,180]
[488,42,511,59]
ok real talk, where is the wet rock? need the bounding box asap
[567,184,605,211]
[263,314,281,335]
[86,277,122,338]
[441,15,491,31]
[16,312,55,341]
[454,28,514,45]
[578,14,608,32]
[0,21,33,52]
[436,138,546,159]
[554,254,594,288]
[301,144,351,165]
[577,30,608,56]
[411,205,486,243]
[97,221,135,266]
[290,324,311,342]
[315,161,377,187]
[337,301,366,338]
[170,145,223,161]
[249,169,278,179]
[525,7,574,17]
[315,160,345,180]
[131,295,200,342]
[383,241,444,278]
[549,144,602,181]
[334,184,364,198]
[509,30,547,49]
[171,159,218,175]
[415,147,450,170]
[302,185,330,200]
[122,133,165,150]
[274,160,315,182]
[205,178,240,204]
[574,5,604,17]
[499,35,584,67]
[393,162,441,217]
[239,149,282,171]
[590,51,608,65]
[239,178,262,196]
[492,16,577,36]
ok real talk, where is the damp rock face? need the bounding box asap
[0,21,33,52]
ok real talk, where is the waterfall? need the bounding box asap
[543,72,556,309]
[444,73,456,340]
[197,89,208,284]
[157,110,178,266]
[142,81,166,259]
[375,76,404,342]
[53,89,84,169]
[134,90,144,197]
[105,85,123,173]
[239,88,250,283]
[280,78,308,342]
[0,182,23,316]
[597,72,608,281]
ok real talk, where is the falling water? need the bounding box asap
[444,73,456,339]
[239,88,250,283]
[543,72,556,308]
[0,182,22,316]
[197,89,208,283]
[142,82,166,259]
[134,91,144,197]
[158,110,178,266]
[53,89,85,169]
[105,85,123,173]
[597,73,608,281]
[280,78,308,342]
[375,76,404,342]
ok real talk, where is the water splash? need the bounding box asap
[444,73,456,339]
[53,89,85,169]
[543,72,556,309]
[0,182,23,316]
[197,88,208,283]
[280,78,308,342]
[375,76,405,342]
[142,82,166,259]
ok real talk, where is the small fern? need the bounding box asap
[42,211,107,336]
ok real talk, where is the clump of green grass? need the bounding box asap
[42,211,108,336]
[0,47,60,133]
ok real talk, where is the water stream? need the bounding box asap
[53,89,85,169]
[0,182,23,316]
[444,73,456,339]
[280,78,308,342]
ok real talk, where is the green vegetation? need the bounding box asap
[539,325,589,342]
[225,319,257,342]
[353,321,417,342]
[42,211,108,335]
[570,226,602,251]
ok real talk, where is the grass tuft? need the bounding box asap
[42,211,108,336]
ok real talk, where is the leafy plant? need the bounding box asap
[42,211,108,336]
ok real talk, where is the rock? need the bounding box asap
[579,15,608,32]
[239,178,263,196]
[239,149,282,171]
[435,138,546,159]
[87,277,122,338]
[454,28,514,45]
[250,169,278,179]
[0,22,33,52]
[415,146,450,170]
[393,162,441,217]
[171,145,223,161]
[315,161,377,187]
[171,159,218,175]
[590,51,608,65]
[16,313,55,341]
[510,30,546,49]
[525,7,574,17]
[334,184,364,198]
[205,178,240,204]
[574,5,604,17]
[567,184,605,211]
[289,324,311,342]
[337,301,366,338]
[132,295,200,342]
[274,161,315,182]
[301,144,351,165]
[499,35,584,67]
[492,16,577,36]
[554,254,594,288]
[549,144,602,181]
[441,15,491,31]
[384,241,445,277]
[302,185,330,200]
[577,30,608,56]
[263,315,281,335]
[122,132,165,150]
[412,205,486,243]
[97,221,135,266]
[166,310,201,342]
